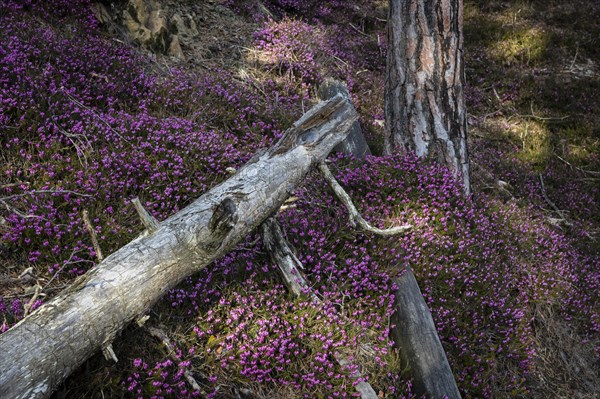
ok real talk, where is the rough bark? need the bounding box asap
[318,78,371,160]
[390,266,462,399]
[0,95,358,399]
[385,0,470,195]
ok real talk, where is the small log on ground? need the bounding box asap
[318,78,371,160]
[260,217,379,399]
[312,107,459,398]
[0,95,358,399]
[390,266,462,399]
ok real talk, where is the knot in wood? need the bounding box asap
[208,197,238,241]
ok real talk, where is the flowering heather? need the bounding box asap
[280,154,599,396]
[1,0,599,398]
[253,15,387,144]
[0,2,298,321]
[225,0,347,22]
[153,152,598,398]
[124,357,202,399]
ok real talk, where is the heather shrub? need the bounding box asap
[275,153,598,397]
[129,153,597,398]
[1,1,598,398]
[0,3,300,325]
[225,0,346,21]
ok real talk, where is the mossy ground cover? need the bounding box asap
[0,0,598,398]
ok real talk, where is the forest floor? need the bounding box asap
[0,0,598,398]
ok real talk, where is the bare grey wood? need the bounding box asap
[385,0,471,195]
[0,94,358,399]
[132,197,160,232]
[390,266,462,399]
[317,162,412,236]
[260,218,316,300]
[318,78,371,160]
[260,217,379,399]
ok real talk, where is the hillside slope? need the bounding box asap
[0,0,598,398]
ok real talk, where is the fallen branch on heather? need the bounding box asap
[317,162,460,398]
[260,217,379,399]
[311,81,460,398]
[318,161,412,235]
[0,94,358,399]
[390,268,462,399]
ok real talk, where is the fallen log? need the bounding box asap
[390,267,462,399]
[0,94,358,399]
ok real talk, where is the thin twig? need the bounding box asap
[60,88,133,147]
[349,22,368,36]
[50,116,92,167]
[569,42,579,71]
[82,210,104,261]
[509,103,569,122]
[0,189,92,202]
[23,284,42,318]
[1,183,28,189]
[318,162,412,236]
[555,153,600,177]
[42,249,81,292]
[538,174,572,226]
[146,326,203,393]
[0,199,42,219]
[511,113,570,122]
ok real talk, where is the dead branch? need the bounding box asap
[318,162,411,236]
[146,326,204,393]
[260,217,378,399]
[82,210,104,262]
[538,174,572,226]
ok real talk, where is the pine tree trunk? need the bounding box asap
[0,95,358,399]
[385,0,471,195]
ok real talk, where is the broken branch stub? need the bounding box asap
[0,94,358,399]
[318,78,371,160]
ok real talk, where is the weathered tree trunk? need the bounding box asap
[0,95,358,399]
[385,0,471,195]
[318,78,371,160]
[390,266,462,399]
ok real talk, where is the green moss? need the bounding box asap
[512,120,552,168]
[494,27,548,66]
[464,4,505,48]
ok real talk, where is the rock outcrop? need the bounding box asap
[91,0,252,65]
[122,0,170,54]
[90,0,201,60]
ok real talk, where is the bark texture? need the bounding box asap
[0,95,358,399]
[385,0,470,195]
[390,267,462,399]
